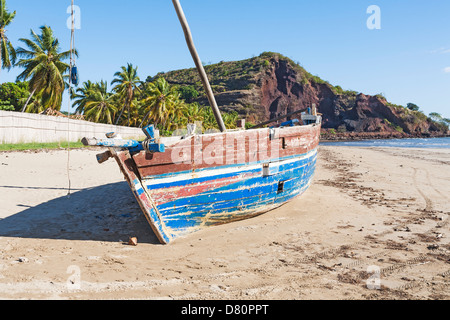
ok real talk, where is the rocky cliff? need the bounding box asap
[148,52,448,138]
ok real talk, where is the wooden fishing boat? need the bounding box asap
[81,0,322,244]
[83,115,321,244]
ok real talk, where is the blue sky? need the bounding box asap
[1,0,449,118]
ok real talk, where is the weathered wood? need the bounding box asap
[96,118,321,244]
[132,125,320,178]
[142,140,165,153]
[96,150,113,164]
[171,0,226,132]
[81,137,140,148]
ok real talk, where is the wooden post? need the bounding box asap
[171,0,226,132]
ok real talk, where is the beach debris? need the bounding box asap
[128,237,138,246]
[393,226,411,232]
[17,257,29,263]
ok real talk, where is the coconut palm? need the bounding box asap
[201,106,219,130]
[111,63,141,126]
[71,80,96,115]
[21,90,44,113]
[0,0,16,70]
[15,25,76,112]
[184,103,204,124]
[120,97,142,127]
[83,81,117,124]
[140,77,182,129]
[164,98,188,131]
[222,111,239,129]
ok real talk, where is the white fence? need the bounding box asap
[0,110,145,144]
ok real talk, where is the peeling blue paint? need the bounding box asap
[147,149,318,240]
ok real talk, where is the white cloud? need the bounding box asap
[444,67,450,73]
[431,47,450,54]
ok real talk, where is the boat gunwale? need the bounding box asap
[108,121,321,244]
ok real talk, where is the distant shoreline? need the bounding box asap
[320,131,450,142]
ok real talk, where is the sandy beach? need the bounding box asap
[0,145,448,300]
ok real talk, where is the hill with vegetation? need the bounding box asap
[1,0,448,139]
[148,52,449,139]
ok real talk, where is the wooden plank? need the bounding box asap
[133,125,320,178]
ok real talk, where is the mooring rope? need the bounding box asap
[66,0,75,196]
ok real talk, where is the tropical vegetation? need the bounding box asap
[0,0,448,137]
[15,25,75,112]
[0,0,16,70]
[0,0,239,134]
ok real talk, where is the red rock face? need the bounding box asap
[260,59,322,121]
[158,53,447,137]
[251,58,445,137]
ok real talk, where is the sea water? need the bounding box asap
[320,137,450,149]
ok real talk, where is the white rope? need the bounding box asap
[66,0,75,197]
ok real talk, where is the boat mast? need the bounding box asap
[171,0,226,132]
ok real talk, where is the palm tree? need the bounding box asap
[83,81,117,124]
[21,90,44,113]
[15,25,76,112]
[121,97,142,127]
[71,80,96,115]
[184,103,204,124]
[111,63,141,126]
[222,111,239,129]
[201,106,219,130]
[164,99,188,131]
[0,0,16,70]
[140,77,182,129]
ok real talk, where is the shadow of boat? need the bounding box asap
[0,181,160,244]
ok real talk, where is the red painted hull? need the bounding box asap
[107,122,321,244]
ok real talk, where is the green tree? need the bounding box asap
[407,103,420,111]
[0,101,14,110]
[111,63,142,126]
[0,0,16,70]
[140,77,182,129]
[183,102,204,124]
[15,25,76,112]
[0,81,29,111]
[71,80,96,114]
[429,112,442,122]
[176,85,199,103]
[83,81,117,124]
[222,111,239,129]
[200,106,219,130]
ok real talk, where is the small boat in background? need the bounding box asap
[82,0,322,244]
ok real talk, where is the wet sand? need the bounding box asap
[0,146,448,300]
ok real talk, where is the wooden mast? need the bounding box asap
[171,0,226,132]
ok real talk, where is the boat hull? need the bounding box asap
[110,123,320,244]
